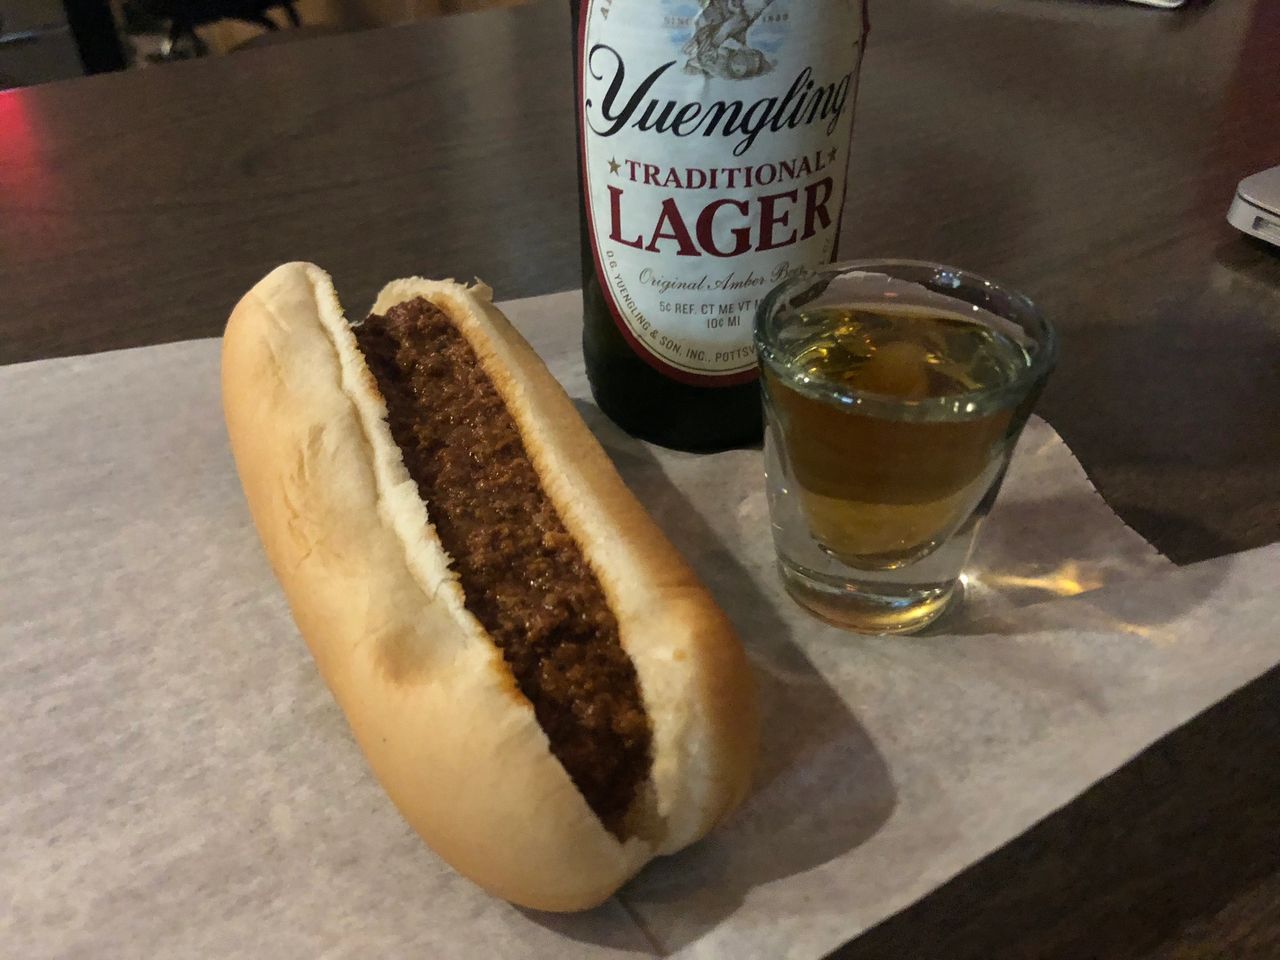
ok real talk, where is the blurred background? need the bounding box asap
[0,0,526,86]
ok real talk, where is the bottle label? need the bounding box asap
[578,0,868,385]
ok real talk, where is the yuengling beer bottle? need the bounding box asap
[572,0,870,451]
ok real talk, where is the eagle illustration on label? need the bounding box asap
[682,0,777,80]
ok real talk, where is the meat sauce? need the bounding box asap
[354,298,652,836]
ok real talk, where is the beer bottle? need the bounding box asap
[572,0,870,451]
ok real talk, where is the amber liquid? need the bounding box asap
[761,302,1032,568]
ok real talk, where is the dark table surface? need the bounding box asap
[2,0,1278,956]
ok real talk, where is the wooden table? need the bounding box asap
[2,0,1278,955]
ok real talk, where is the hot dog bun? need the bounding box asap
[221,263,756,911]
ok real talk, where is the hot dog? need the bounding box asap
[221,263,757,911]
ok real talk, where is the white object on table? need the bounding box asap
[1228,164,1280,249]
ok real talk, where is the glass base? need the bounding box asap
[780,561,960,635]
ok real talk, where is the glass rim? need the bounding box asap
[754,258,1058,412]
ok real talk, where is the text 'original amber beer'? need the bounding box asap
[572,0,871,450]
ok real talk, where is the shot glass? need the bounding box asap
[756,260,1057,634]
